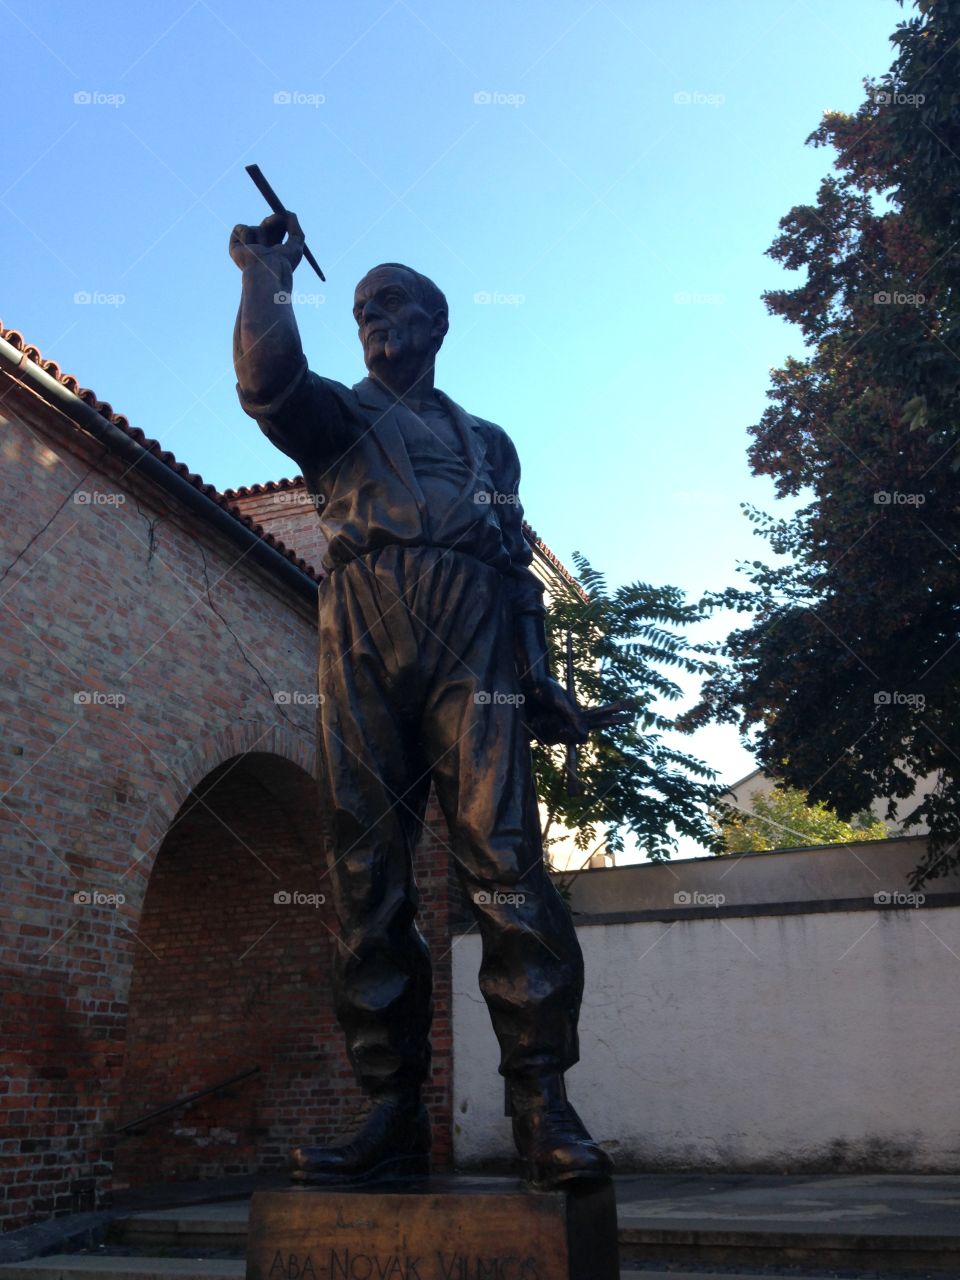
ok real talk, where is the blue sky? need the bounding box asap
[2,0,903,837]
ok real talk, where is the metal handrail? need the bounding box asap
[117,1066,261,1134]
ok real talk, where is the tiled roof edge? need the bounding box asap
[0,323,322,582]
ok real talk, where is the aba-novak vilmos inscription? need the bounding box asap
[231,193,625,1190]
[266,1247,539,1279]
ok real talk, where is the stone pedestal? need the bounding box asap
[246,1176,619,1280]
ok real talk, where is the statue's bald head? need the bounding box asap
[356,264,449,349]
[353,264,450,382]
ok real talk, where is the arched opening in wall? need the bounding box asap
[113,751,361,1192]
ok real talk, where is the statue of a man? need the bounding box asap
[230,211,613,1190]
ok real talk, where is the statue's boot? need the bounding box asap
[510,1074,613,1190]
[289,1089,430,1185]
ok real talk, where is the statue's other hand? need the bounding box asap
[229,211,305,273]
[522,678,589,746]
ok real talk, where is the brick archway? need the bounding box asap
[125,722,317,898]
[113,747,360,1192]
[110,743,457,1196]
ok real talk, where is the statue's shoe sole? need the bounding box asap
[290,1153,430,1186]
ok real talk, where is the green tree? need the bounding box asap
[683,0,960,887]
[534,553,721,868]
[717,784,888,854]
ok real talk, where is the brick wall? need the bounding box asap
[226,486,328,578]
[0,373,454,1231]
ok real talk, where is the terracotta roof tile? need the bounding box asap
[0,323,322,583]
[224,477,303,498]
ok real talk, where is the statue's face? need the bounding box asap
[353,266,445,376]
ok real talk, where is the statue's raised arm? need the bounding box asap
[230,212,356,472]
[230,211,306,402]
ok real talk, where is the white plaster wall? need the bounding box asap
[452,907,960,1171]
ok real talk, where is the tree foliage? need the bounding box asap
[717,784,888,855]
[535,554,721,867]
[683,0,960,886]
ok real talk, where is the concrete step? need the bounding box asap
[0,1259,244,1280]
[106,1200,960,1273]
[618,1219,960,1272]
[108,1206,249,1253]
[0,1263,947,1280]
[1,1240,953,1280]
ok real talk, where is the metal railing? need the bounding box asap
[117,1066,261,1135]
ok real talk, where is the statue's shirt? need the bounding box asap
[237,365,544,615]
[400,394,478,540]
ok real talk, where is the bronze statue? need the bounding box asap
[230,211,618,1190]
